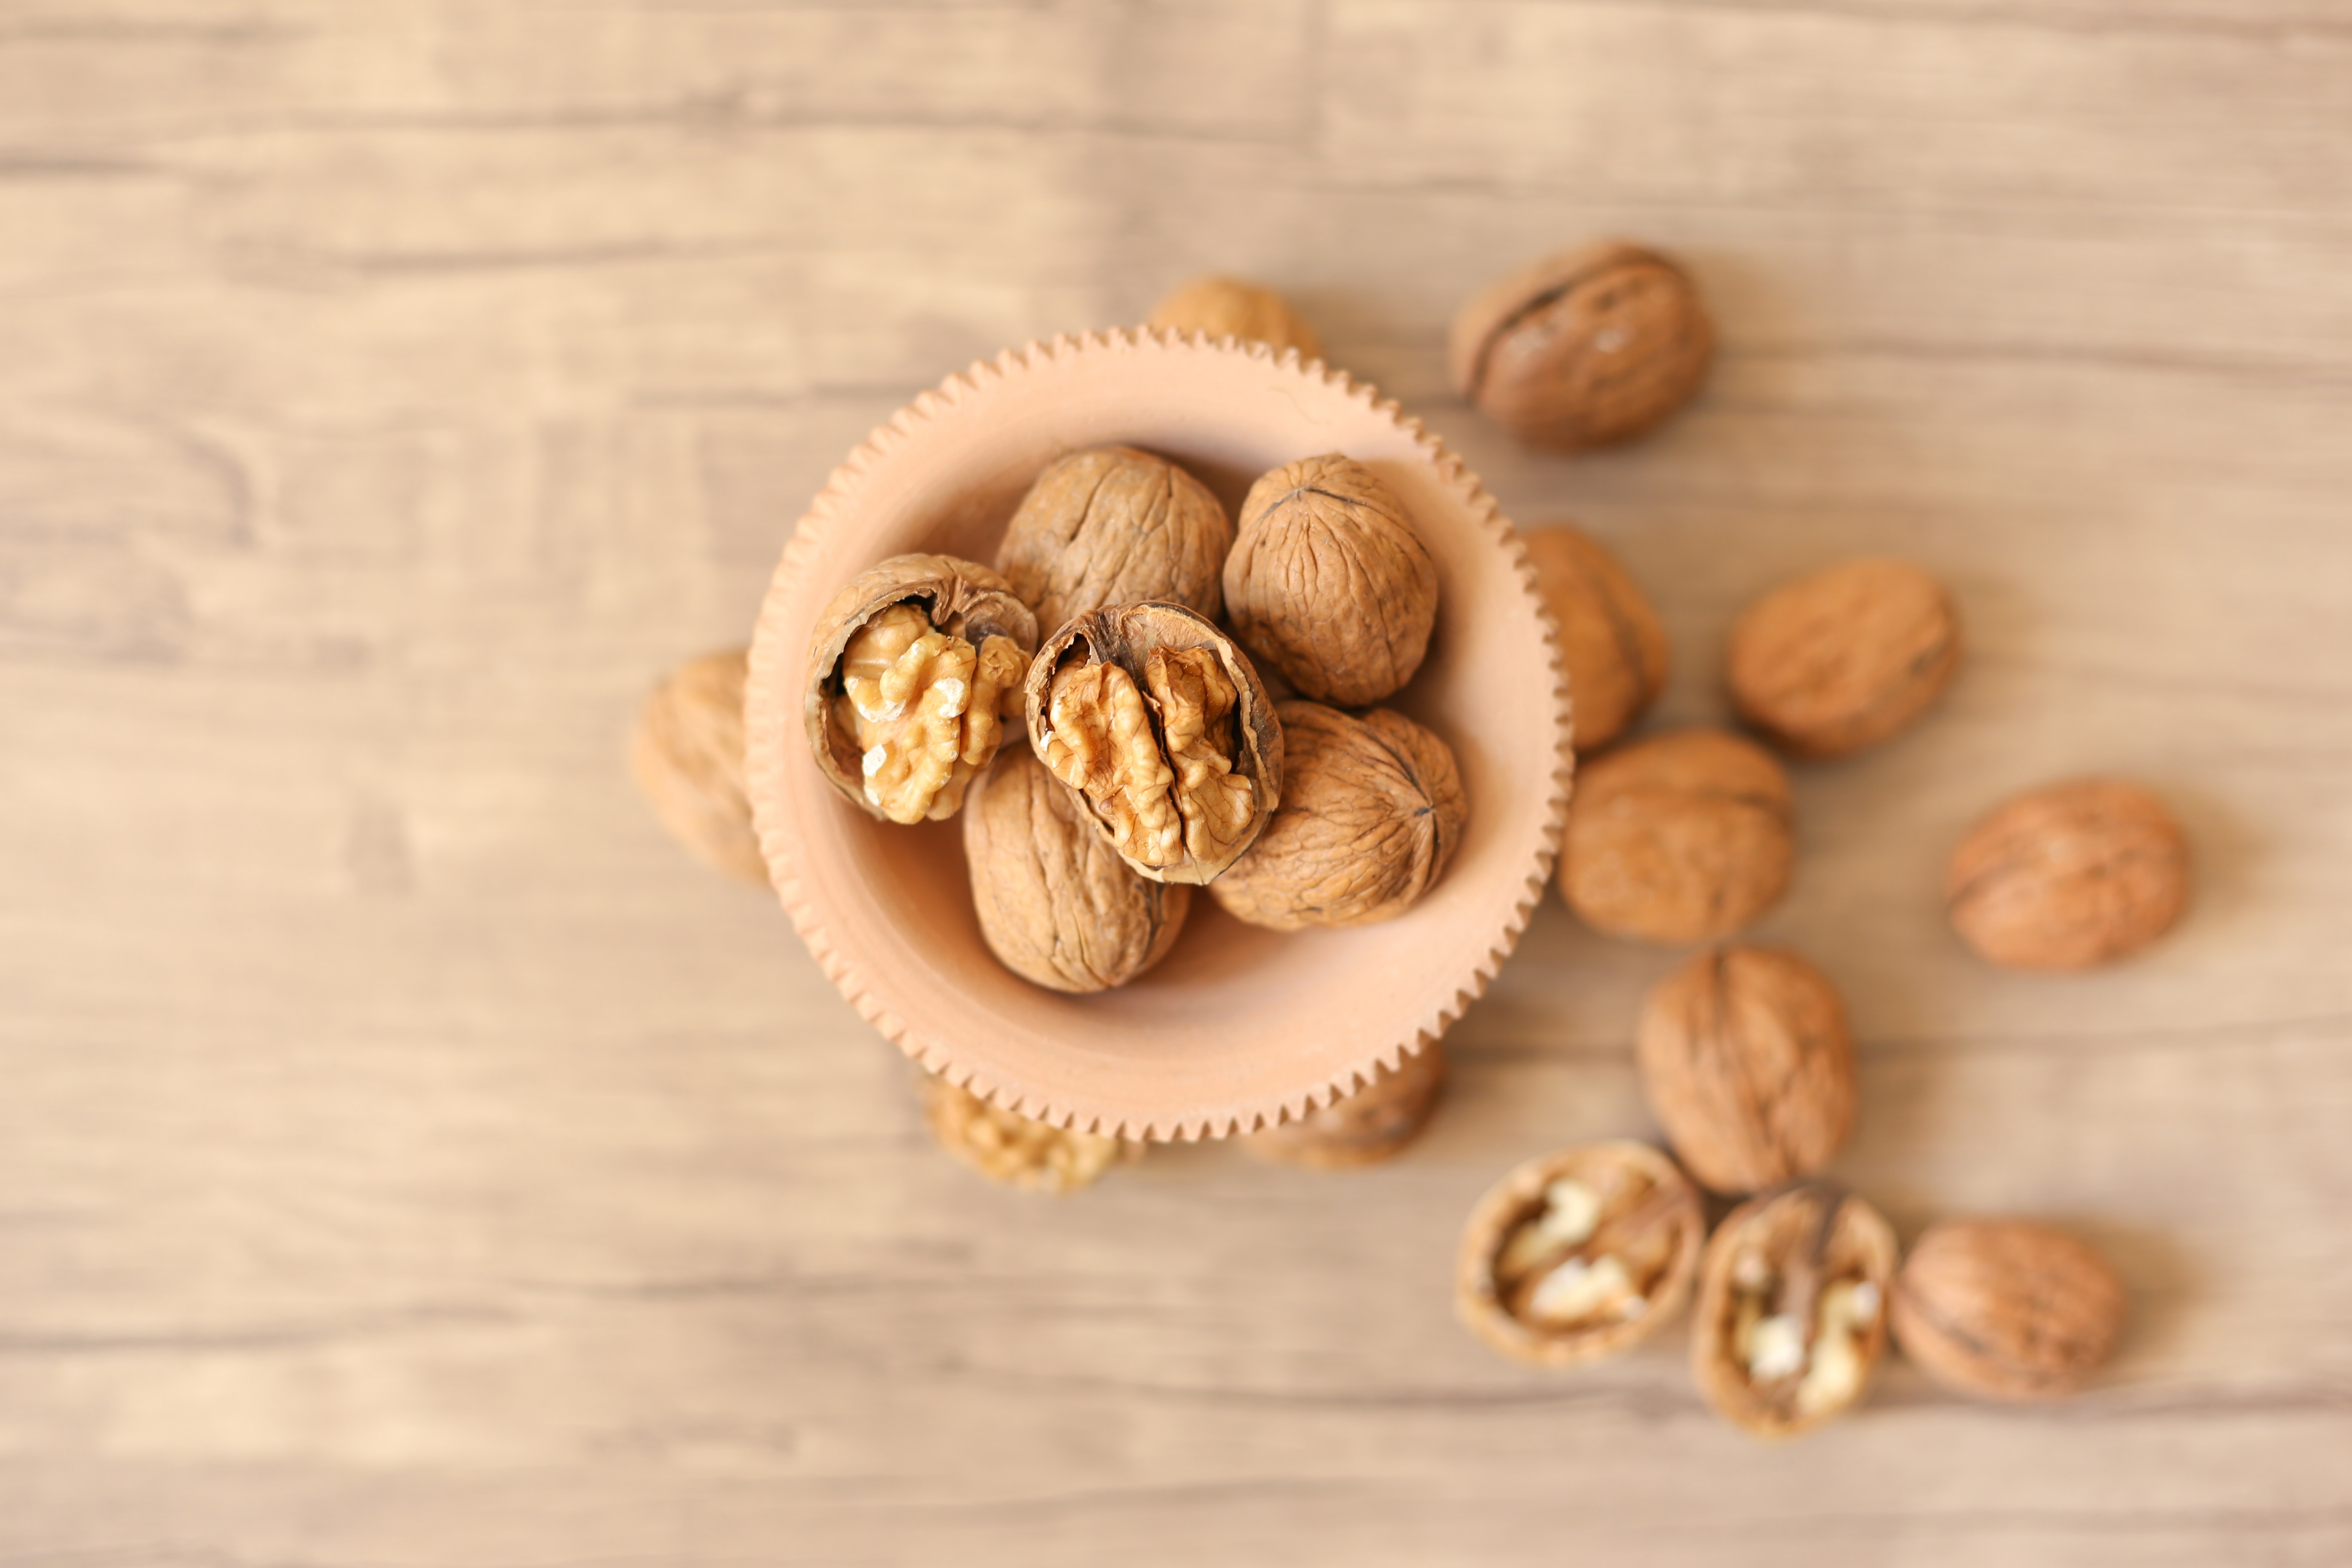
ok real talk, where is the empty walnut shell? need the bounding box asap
[1692,1183,1898,1439]
[1890,1219,2127,1401]
[1456,1140,1706,1368]
[1223,454,1439,707]
[1559,729,1795,945]
[1638,947,1857,1196]
[1447,242,1714,453]
[1148,276,1321,361]
[962,745,1192,994]
[1023,601,1283,885]
[1524,524,1669,753]
[803,554,1039,824]
[1210,701,1467,931]
[1727,557,1962,758]
[919,1072,1138,1194]
[994,446,1234,634]
[1946,779,2190,970]
[1244,1041,1446,1170]
[631,647,767,885]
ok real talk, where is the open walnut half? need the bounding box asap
[1023,602,1283,884]
[1455,1141,1706,1368]
[802,554,1039,824]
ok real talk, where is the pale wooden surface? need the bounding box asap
[3,2,2350,1562]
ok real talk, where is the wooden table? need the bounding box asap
[5,3,2349,1562]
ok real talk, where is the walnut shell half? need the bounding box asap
[1727,557,1962,758]
[994,445,1234,634]
[1946,779,2190,970]
[803,554,1039,824]
[1890,1219,2126,1401]
[1023,602,1283,885]
[919,1072,1138,1194]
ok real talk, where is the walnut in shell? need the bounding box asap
[1637,947,1856,1195]
[1523,524,1669,753]
[1244,1041,1446,1170]
[1692,1182,1898,1439]
[631,647,766,885]
[803,554,1039,824]
[1024,601,1283,884]
[994,446,1234,634]
[1209,701,1467,931]
[1727,557,1962,758]
[1890,1219,2126,1401]
[1448,242,1714,453]
[1222,454,1439,707]
[1148,276,1321,361]
[1559,729,1795,944]
[1456,1141,1706,1368]
[919,1073,1137,1194]
[1946,779,2190,970]
[962,745,1192,994]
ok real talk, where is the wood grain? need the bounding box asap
[3,1,2349,1562]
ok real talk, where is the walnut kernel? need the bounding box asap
[1890,1219,2126,1401]
[1727,557,1962,758]
[1524,524,1669,753]
[1946,779,2190,969]
[994,445,1233,634]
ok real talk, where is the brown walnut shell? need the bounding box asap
[994,445,1234,634]
[1524,524,1669,753]
[1023,601,1283,885]
[962,746,1192,994]
[1727,557,1962,758]
[1147,276,1321,361]
[1559,728,1795,945]
[1692,1183,1898,1439]
[919,1072,1138,1194]
[1890,1219,2127,1401]
[1456,1140,1706,1368]
[803,554,1039,824]
[1223,454,1439,707]
[631,647,766,885]
[1447,242,1714,453]
[1209,701,1468,931]
[1243,1041,1446,1170]
[1946,779,2190,970]
[1638,947,1857,1195]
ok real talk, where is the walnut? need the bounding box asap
[1638,946,1856,1195]
[994,446,1234,634]
[919,1072,1138,1194]
[1243,1041,1447,1170]
[1559,728,1795,944]
[1727,557,1962,758]
[1890,1219,2126,1401]
[1222,454,1439,707]
[1447,242,1713,452]
[1523,524,1669,753]
[1946,779,2190,970]
[1456,1141,1706,1368]
[1692,1182,1898,1439]
[1024,602,1283,884]
[802,555,1038,824]
[962,745,1192,993]
[1208,701,1467,931]
[1147,276,1321,361]
[630,647,767,885]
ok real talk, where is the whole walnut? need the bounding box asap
[1245,1041,1446,1170]
[962,746,1191,993]
[1559,729,1795,945]
[1946,779,2190,970]
[631,647,767,885]
[1727,557,1962,758]
[1448,242,1714,452]
[1637,946,1856,1195]
[1523,524,1669,753]
[1209,701,1467,931]
[1223,454,1439,707]
[994,446,1233,634]
[1148,276,1321,361]
[1890,1219,2126,1401]
[919,1072,1137,1194]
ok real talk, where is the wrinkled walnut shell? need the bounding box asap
[1728,557,1962,758]
[1559,728,1795,944]
[1148,276,1321,361]
[631,647,767,885]
[1244,1041,1446,1170]
[1456,1141,1706,1368]
[994,445,1234,634]
[1946,779,2190,970]
[1448,242,1714,453]
[1524,524,1670,753]
[1890,1219,2127,1401]
[1210,701,1467,931]
[919,1072,1138,1194]
[1223,454,1439,707]
[962,746,1192,994]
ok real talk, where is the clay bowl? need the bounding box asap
[744,329,1571,1140]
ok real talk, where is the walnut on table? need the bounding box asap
[1147,276,1321,361]
[1890,1218,2127,1401]
[1727,556,1962,759]
[630,646,767,885]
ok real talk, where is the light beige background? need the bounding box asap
[3,3,2348,1564]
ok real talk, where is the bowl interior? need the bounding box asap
[744,331,1570,1139]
